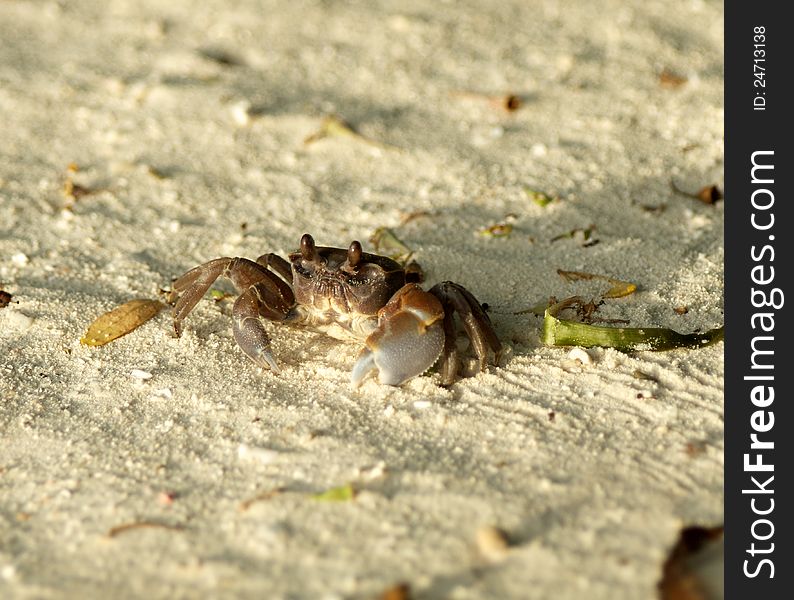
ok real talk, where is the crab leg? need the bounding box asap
[255,253,293,283]
[170,258,232,336]
[352,284,445,386]
[170,257,295,370]
[232,286,282,371]
[429,281,502,385]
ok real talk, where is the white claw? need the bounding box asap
[351,284,446,387]
[352,312,445,386]
[351,348,376,387]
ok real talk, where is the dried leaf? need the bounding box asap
[477,223,513,238]
[659,69,688,88]
[146,165,170,180]
[312,483,356,502]
[304,115,395,150]
[633,370,660,382]
[62,163,102,207]
[524,187,557,207]
[557,269,638,298]
[696,185,723,205]
[503,94,522,111]
[304,115,357,144]
[550,225,596,244]
[603,282,637,299]
[370,227,414,264]
[379,583,412,600]
[659,525,724,600]
[399,210,433,225]
[81,299,166,346]
[671,180,723,205]
[632,199,667,214]
[197,47,244,66]
[450,90,523,112]
[0,290,12,309]
[239,486,287,511]
[107,521,184,538]
[515,298,557,316]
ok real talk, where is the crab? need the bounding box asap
[168,233,502,386]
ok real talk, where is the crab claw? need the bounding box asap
[352,284,445,386]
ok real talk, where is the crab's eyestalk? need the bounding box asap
[300,233,316,261]
[347,240,363,268]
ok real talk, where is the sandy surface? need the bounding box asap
[0,1,724,598]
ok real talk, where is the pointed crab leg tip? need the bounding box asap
[251,350,280,373]
[351,350,376,387]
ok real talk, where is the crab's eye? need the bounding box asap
[300,233,316,261]
[347,241,363,268]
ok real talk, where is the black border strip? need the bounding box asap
[725,3,793,597]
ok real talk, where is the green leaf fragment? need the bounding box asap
[524,187,556,207]
[541,308,724,352]
[304,115,397,150]
[312,483,356,502]
[304,115,358,145]
[550,225,596,243]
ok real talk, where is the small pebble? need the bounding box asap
[1,564,17,581]
[567,347,591,364]
[130,369,153,380]
[3,311,34,332]
[230,100,252,126]
[11,253,29,266]
[157,491,176,506]
[237,444,279,465]
[358,462,387,480]
[531,143,548,157]
[476,525,511,562]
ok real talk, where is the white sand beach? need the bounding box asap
[1,1,723,598]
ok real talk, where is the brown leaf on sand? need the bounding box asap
[658,525,723,600]
[62,163,103,208]
[379,583,412,600]
[81,299,167,346]
[695,185,723,205]
[0,290,12,309]
[107,520,184,538]
[670,180,723,205]
[659,68,688,88]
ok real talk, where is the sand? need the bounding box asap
[1,0,724,598]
